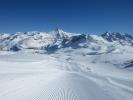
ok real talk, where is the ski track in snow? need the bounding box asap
[0,52,133,100]
[0,71,114,100]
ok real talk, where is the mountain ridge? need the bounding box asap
[0,29,133,53]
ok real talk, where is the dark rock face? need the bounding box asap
[101,32,133,46]
[45,44,59,53]
[70,34,86,43]
[10,45,21,51]
[101,32,133,42]
[64,34,87,48]
[124,34,133,40]
[123,60,133,68]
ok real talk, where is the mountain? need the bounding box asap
[0,29,133,100]
[101,32,133,46]
[0,29,133,53]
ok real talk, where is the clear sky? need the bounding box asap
[0,0,133,34]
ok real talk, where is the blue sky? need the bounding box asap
[0,0,133,34]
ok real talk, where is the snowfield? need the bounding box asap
[0,50,133,100]
[0,30,133,100]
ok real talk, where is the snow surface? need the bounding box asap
[0,30,133,100]
[0,49,133,100]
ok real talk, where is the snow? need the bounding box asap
[0,30,133,100]
[0,49,133,100]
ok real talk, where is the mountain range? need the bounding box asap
[0,29,133,100]
[0,29,133,54]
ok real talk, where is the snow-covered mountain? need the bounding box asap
[0,29,133,53]
[0,29,133,100]
[101,32,133,46]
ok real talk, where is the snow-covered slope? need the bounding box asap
[101,32,133,46]
[0,30,133,100]
[0,49,133,100]
[0,29,133,54]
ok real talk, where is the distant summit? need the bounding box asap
[101,32,133,42]
[0,29,133,53]
[101,32,133,46]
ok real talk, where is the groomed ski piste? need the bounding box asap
[0,30,133,100]
[0,50,133,100]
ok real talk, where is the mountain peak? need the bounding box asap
[50,28,72,39]
[54,28,64,33]
[0,30,133,52]
[101,32,133,42]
